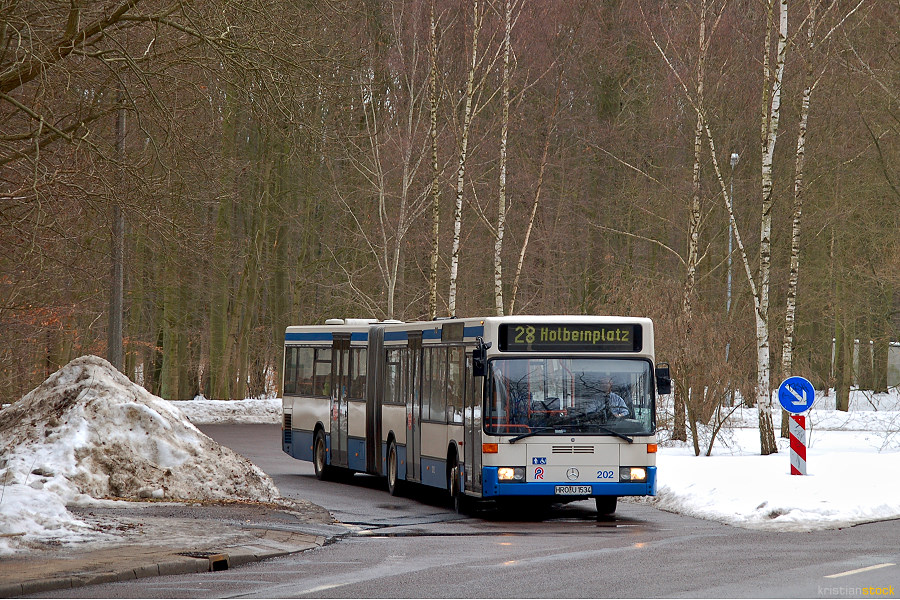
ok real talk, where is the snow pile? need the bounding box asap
[0,356,280,555]
[177,397,281,425]
[651,388,900,531]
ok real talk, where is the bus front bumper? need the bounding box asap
[480,466,657,498]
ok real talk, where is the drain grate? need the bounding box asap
[177,551,229,571]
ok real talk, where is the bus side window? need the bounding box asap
[296,348,314,395]
[349,348,367,399]
[314,348,332,396]
[385,348,401,404]
[409,346,420,411]
[448,346,464,423]
[422,348,432,420]
[400,348,409,405]
[432,346,447,422]
[283,347,297,395]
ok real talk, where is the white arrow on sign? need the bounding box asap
[787,385,808,406]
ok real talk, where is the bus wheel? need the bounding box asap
[595,496,617,515]
[449,460,467,514]
[387,441,403,496]
[313,430,331,481]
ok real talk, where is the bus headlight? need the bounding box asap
[498,467,526,482]
[620,467,647,482]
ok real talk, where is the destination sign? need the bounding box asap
[498,323,641,352]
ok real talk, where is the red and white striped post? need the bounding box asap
[779,376,815,476]
[788,414,806,476]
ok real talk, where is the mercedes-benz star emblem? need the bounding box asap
[566,467,579,481]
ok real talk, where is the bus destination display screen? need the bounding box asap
[498,323,642,353]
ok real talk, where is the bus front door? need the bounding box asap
[464,352,483,494]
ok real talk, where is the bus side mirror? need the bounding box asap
[473,336,492,378]
[655,362,672,395]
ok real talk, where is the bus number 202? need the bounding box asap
[597,470,615,479]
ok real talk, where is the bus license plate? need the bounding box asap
[555,485,592,495]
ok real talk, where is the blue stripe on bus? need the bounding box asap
[481,466,657,497]
[285,332,333,342]
[285,332,370,343]
[286,325,482,344]
[463,325,484,339]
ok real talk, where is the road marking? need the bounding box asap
[298,582,349,594]
[824,563,895,579]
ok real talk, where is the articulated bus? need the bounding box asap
[281,315,671,514]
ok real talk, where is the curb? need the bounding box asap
[0,530,325,598]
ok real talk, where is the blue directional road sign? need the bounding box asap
[778,376,816,414]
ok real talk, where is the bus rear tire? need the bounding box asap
[595,496,617,515]
[313,430,332,481]
[387,441,403,496]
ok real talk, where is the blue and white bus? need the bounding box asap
[281,315,670,514]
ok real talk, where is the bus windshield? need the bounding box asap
[485,358,654,436]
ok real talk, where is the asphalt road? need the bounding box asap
[38,424,900,598]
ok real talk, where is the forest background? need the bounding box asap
[2,0,898,453]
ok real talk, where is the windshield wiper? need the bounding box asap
[560,410,635,443]
[594,425,633,443]
[509,426,566,443]
[509,423,634,444]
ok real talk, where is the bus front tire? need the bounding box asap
[595,496,617,515]
[448,458,470,514]
[387,441,403,496]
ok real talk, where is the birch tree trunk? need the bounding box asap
[494,0,512,316]
[781,1,817,437]
[428,1,441,320]
[676,0,708,443]
[448,0,483,317]
[756,0,788,455]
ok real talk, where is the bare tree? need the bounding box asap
[334,1,433,319]
[428,0,442,319]
[508,73,560,315]
[448,0,485,317]
[493,0,518,316]
[447,0,503,316]
[780,0,870,431]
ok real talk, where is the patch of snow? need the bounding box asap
[176,397,281,425]
[0,356,279,555]
[650,388,900,531]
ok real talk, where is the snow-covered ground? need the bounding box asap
[2,356,899,556]
[652,389,900,531]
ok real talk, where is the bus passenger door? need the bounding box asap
[407,333,422,483]
[465,351,483,493]
[366,326,385,475]
[331,336,350,467]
